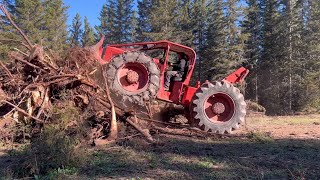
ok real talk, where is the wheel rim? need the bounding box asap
[117,62,149,93]
[203,92,236,124]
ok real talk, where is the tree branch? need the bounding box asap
[0,5,33,49]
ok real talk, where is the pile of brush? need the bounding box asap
[0,5,121,145]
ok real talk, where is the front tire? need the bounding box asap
[106,51,160,107]
[191,81,246,134]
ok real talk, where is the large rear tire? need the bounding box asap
[106,51,160,107]
[191,81,246,134]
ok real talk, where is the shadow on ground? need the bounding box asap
[0,135,319,179]
[80,136,320,179]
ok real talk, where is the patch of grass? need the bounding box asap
[247,131,274,143]
[1,104,89,179]
[247,114,320,126]
[75,135,320,179]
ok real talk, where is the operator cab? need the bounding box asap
[101,40,196,104]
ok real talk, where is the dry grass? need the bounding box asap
[246,114,320,126]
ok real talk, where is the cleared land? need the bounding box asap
[0,115,320,179]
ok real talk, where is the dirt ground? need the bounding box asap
[0,114,320,179]
[240,114,320,139]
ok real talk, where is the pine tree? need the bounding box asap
[303,0,320,111]
[11,0,45,44]
[137,0,152,41]
[146,0,178,41]
[204,0,229,81]
[69,13,82,47]
[130,10,138,42]
[175,0,194,46]
[112,0,133,43]
[82,16,95,47]
[190,0,213,82]
[258,0,284,114]
[241,0,261,102]
[95,3,115,44]
[0,0,17,59]
[96,0,134,44]
[43,0,69,51]
[225,0,244,67]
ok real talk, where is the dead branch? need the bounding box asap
[0,61,13,78]
[126,116,154,143]
[2,100,44,123]
[101,65,118,141]
[0,5,33,49]
[10,53,46,72]
[139,117,189,128]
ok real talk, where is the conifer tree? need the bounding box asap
[12,0,45,44]
[137,0,152,41]
[302,0,320,111]
[241,0,261,102]
[112,0,133,43]
[69,13,82,47]
[258,0,284,114]
[131,10,138,42]
[225,0,244,66]
[82,16,95,47]
[43,0,69,51]
[204,0,228,81]
[191,0,213,81]
[146,0,178,41]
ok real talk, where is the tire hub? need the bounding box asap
[204,93,235,123]
[126,70,139,84]
[117,62,149,93]
[211,102,225,114]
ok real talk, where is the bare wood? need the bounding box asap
[10,54,46,72]
[0,61,13,78]
[48,74,77,80]
[126,117,154,143]
[36,87,49,119]
[139,117,189,128]
[101,65,118,140]
[3,100,44,123]
[0,5,33,49]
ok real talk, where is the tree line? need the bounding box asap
[1,0,319,115]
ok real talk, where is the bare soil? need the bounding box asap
[240,114,320,139]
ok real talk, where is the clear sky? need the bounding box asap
[63,0,103,27]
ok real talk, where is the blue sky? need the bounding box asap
[64,0,138,28]
[63,0,103,27]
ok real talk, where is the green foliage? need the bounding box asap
[246,100,266,113]
[247,131,274,143]
[96,0,134,44]
[136,0,152,41]
[7,104,88,178]
[82,16,95,47]
[69,13,82,47]
[43,0,69,52]
[0,0,68,56]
